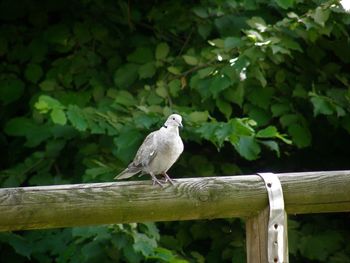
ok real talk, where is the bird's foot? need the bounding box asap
[150,174,164,187]
[162,173,175,185]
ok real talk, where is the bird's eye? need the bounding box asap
[172,117,175,120]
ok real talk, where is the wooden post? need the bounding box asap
[246,207,269,263]
[246,208,289,263]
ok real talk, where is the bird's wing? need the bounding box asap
[132,131,158,168]
[115,131,158,179]
[115,131,159,180]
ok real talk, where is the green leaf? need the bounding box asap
[196,122,219,143]
[274,0,294,9]
[192,6,208,18]
[155,42,170,60]
[281,37,302,52]
[80,242,103,261]
[127,47,153,64]
[260,140,280,157]
[4,117,34,137]
[1,233,33,258]
[51,108,67,125]
[167,66,181,75]
[215,122,234,146]
[271,45,291,55]
[246,105,271,126]
[139,222,160,240]
[252,66,267,87]
[293,84,307,98]
[246,17,267,32]
[114,127,143,164]
[299,231,343,261]
[197,67,214,78]
[133,114,159,129]
[73,22,91,44]
[233,136,261,160]
[310,95,333,116]
[280,114,299,128]
[138,62,156,79]
[91,81,105,102]
[28,39,48,63]
[151,247,185,262]
[245,30,263,42]
[210,75,232,98]
[216,99,232,120]
[190,155,215,176]
[0,77,25,104]
[232,118,255,136]
[275,70,285,83]
[114,63,139,89]
[288,123,311,148]
[256,126,278,138]
[86,167,115,179]
[221,163,242,175]
[198,23,212,39]
[25,63,43,83]
[146,91,163,105]
[208,39,225,48]
[224,84,244,107]
[335,105,346,117]
[188,111,209,123]
[271,103,290,117]
[46,139,66,158]
[312,7,330,27]
[231,56,250,73]
[67,105,88,131]
[168,79,181,97]
[61,92,91,108]
[133,233,157,257]
[4,117,51,147]
[114,90,137,106]
[91,23,108,40]
[190,76,212,99]
[35,95,64,113]
[183,55,198,65]
[45,24,70,45]
[155,86,168,99]
[224,37,242,49]
[39,79,57,91]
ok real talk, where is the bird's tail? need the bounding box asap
[114,168,139,180]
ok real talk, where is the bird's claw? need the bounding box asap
[162,173,175,185]
[150,173,175,187]
[151,175,164,187]
[153,180,164,187]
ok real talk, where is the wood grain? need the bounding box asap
[246,207,269,263]
[1,170,350,231]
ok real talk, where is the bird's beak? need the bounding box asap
[179,122,183,129]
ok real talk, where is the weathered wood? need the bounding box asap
[246,207,269,263]
[0,170,350,231]
[246,208,289,263]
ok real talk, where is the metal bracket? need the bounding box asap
[258,173,289,263]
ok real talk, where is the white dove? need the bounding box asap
[114,114,184,186]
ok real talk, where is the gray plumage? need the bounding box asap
[114,114,184,186]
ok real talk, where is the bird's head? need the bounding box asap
[164,114,183,129]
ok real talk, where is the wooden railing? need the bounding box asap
[1,170,350,262]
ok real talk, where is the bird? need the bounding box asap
[114,114,184,186]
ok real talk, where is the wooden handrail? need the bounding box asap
[1,170,350,232]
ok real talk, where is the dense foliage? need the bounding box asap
[1,0,350,262]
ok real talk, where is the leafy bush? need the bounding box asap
[1,0,350,262]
